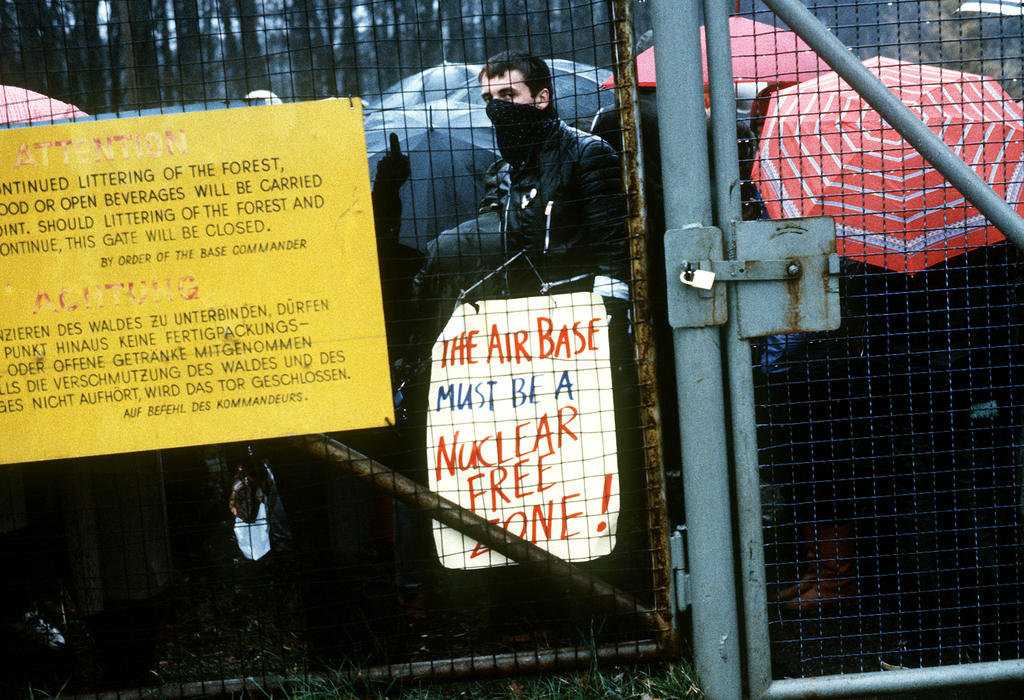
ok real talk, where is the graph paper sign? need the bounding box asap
[426,292,620,569]
[0,99,392,464]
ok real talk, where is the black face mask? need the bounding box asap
[485,98,552,166]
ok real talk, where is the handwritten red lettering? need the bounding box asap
[532,501,554,542]
[537,462,555,492]
[434,407,580,479]
[514,419,535,464]
[470,518,502,558]
[435,430,461,481]
[560,492,583,539]
[467,472,486,513]
[467,496,583,556]
[513,330,531,362]
[489,466,511,510]
[512,464,533,499]
[537,316,603,359]
[504,510,528,539]
[486,322,510,363]
[556,405,579,445]
[588,317,600,350]
[466,435,493,469]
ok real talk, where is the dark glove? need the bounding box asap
[372,133,409,243]
[374,132,410,189]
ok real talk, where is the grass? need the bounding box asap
[260,662,703,699]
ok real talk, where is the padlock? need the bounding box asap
[680,265,715,290]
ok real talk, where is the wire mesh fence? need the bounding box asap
[0,0,677,696]
[5,0,1024,694]
[740,0,1024,680]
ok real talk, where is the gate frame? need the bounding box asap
[652,0,1024,696]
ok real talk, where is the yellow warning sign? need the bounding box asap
[0,100,393,464]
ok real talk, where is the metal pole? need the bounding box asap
[64,643,668,699]
[651,0,742,696]
[761,0,1024,251]
[703,2,772,697]
[289,434,670,635]
[609,0,676,644]
[762,660,1024,699]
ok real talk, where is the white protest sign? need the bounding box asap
[426,292,619,569]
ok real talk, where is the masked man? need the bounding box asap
[476,49,628,298]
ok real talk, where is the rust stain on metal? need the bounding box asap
[610,0,675,649]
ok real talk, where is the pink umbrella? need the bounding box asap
[0,85,87,126]
[753,57,1024,273]
[602,16,829,89]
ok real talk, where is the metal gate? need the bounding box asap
[654,0,1024,695]
[0,1,678,696]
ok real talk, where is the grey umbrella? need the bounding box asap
[364,62,483,111]
[364,101,498,252]
[440,58,615,129]
[369,59,615,131]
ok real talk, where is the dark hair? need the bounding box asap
[479,49,554,103]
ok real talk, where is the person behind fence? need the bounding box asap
[859,245,1024,666]
[406,48,636,638]
[413,48,629,317]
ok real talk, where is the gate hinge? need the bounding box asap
[670,525,690,612]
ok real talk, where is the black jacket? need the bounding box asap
[481,115,627,293]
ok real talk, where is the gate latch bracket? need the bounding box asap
[666,217,842,337]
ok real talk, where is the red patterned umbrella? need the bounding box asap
[0,85,87,125]
[602,16,829,88]
[753,57,1024,273]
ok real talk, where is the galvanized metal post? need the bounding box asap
[651,0,742,696]
[729,0,1024,696]
[702,2,773,697]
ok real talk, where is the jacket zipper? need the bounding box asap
[543,200,554,253]
[502,194,512,294]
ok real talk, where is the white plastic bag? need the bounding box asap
[234,501,271,560]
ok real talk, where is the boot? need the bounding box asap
[780,524,857,614]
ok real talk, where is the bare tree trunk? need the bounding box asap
[173,0,204,103]
[218,0,243,99]
[6,0,67,100]
[481,0,505,58]
[81,0,108,111]
[416,0,443,69]
[0,2,20,87]
[285,0,315,98]
[129,0,161,106]
[439,0,465,62]
[155,0,174,100]
[504,0,528,53]
[336,0,361,96]
[237,0,269,96]
[398,0,418,76]
[109,0,137,109]
[310,3,337,97]
[371,1,400,92]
